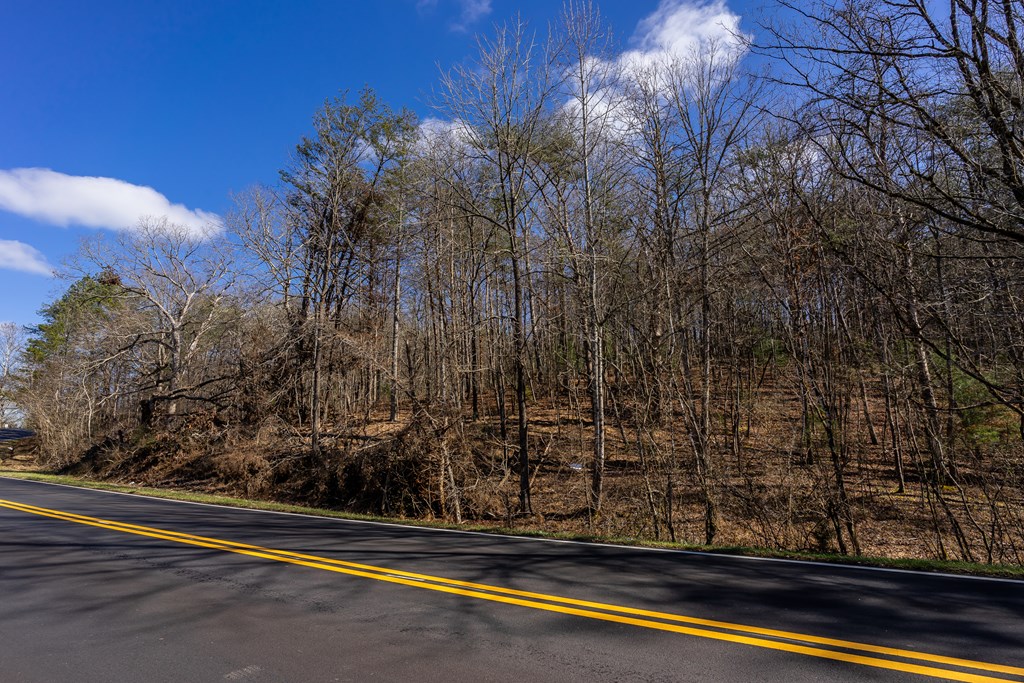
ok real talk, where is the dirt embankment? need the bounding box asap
[17,403,1022,568]
[0,434,40,471]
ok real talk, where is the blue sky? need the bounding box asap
[0,0,760,329]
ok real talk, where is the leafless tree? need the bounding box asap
[436,17,564,513]
[0,322,26,426]
[78,219,237,423]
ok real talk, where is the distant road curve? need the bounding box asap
[0,428,33,442]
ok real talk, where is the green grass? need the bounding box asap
[2,469,1022,579]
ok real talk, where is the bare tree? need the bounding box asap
[275,89,416,456]
[542,1,632,513]
[79,219,237,423]
[667,40,763,544]
[0,322,26,426]
[436,17,563,513]
[765,0,1024,245]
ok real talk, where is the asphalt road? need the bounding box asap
[1,477,1022,683]
[0,428,33,442]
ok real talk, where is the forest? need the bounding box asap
[4,0,1024,564]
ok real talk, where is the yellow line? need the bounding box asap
[1,498,1021,683]
[9,498,1020,676]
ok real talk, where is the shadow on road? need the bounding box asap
[1,476,1022,679]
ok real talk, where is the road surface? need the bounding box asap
[0,428,33,442]
[1,476,1022,682]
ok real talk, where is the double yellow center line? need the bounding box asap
[2,496,1022,682]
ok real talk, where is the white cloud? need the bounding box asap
[561,85,635,142]
[0,168,222,237]
[430,1,749,147]
[621,0,750,75]
[417,117,455,146]
[417,117,478,153]
[555,2,751,142]
[0,240,55,277]
[553,1,750,142]
[416,0,491,31]
[451,0,492,32]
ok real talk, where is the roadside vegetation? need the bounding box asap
[3,0,1023,566]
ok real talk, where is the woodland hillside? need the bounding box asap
[5,0,1024,563]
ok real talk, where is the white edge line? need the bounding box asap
[3,475,1023,585]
